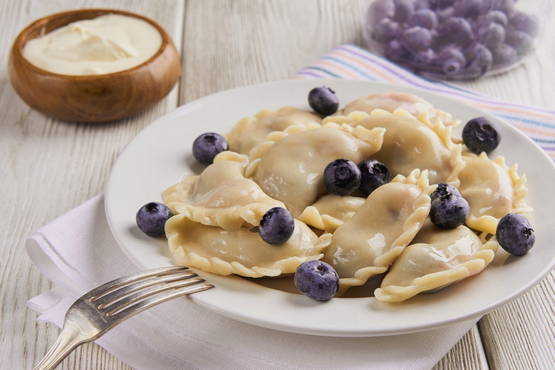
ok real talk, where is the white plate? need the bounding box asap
[105,79,555,337]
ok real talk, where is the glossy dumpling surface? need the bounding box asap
[343,92,457,127]
[458,153,531,234]
[298,195,366,232]
[324,170,432,289]
[165,214,331,278]
[344,92,433,116]
[374,223,497,302]
[226,106,321,154]
[324,109,463,184]
[162,151,283,230]
[247,123,385,216]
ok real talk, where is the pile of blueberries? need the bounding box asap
[366,0,539,80]
[135,86,535,302]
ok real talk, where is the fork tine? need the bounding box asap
[33,267,213,370]
[97,273,201,309]
[93,270,197,305]
[85,266,189,301]
[102,277,207,313]
[108,283,214,321]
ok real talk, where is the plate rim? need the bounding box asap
[105,78,555,337]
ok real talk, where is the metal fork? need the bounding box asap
[34,266,213,370]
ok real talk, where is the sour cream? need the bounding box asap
[22,14,162,75]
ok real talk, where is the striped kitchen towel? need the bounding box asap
[296,44,555,160]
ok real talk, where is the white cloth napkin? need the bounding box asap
[27,195,478,370]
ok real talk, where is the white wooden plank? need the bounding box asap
[180,0,370,100]
[478,271,555,370]
[0,0,183,369]
[433,327,489,370]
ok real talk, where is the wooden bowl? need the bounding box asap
[8,9,181,123]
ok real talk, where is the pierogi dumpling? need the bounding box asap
[323,109,464,185]
[165,214,331,278]
[343,92,457,127]
[324,169,433,290]
[298,195,366,232]
[374,223,497,302]
[162,151,283,230]
[458,153,531,234]
[226,106,321,154]
[157,89,534,304]
[246,122,385,216]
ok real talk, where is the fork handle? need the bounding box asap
[33,323,86,370]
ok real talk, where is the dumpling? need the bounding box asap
[323,109,464,185]
[324,170,432,290]
[226,106,321,154]
[162,151,284,230]
[374,223,497,302]
[298,195,366,232]
[458,152,532,234]
[246,123,385,216]
[342,92,458,127]
[165,214,331,278]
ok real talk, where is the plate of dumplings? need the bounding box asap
[105,79,554,337]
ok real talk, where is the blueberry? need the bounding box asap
[358,159,390,196]
[136,202,172,237]
[441,57,464,75]
[479,22,506,49]
[429,0,455,9]
[259,207,295,245]
[192,132,228,165]
[496,213,535,256]
[413,48,436,67]
[372,19,402,43]
[492,43,518,67]
[465,44,493,78]
[401,27,433,53]
[509,12,539,37]
[393,0,414,23]
[324,159,361,196]
[454,0,486,18]
[431,183,462,202]
[481,10,508,27]
[438,17,474,46]
[494,0,515,16]
[414,0,430,11]
[462,117,500,154]
[308,87,339,116]
[294,260,339,301]
[463,42,481,60]
[435,6,455,23]
[368,0,395,24]
[410,9,438,29]
[437,46,466,75]
[430,193,469,229]
[506,30,533,55]
[385,39,411,62]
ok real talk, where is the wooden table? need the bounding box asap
[1,1,553,368]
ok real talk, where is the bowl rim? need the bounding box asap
[11,8,175,80]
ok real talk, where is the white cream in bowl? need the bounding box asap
[22,14,162,75]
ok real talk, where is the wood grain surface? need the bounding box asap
[0,0,552,369]
[0,0,182,369]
